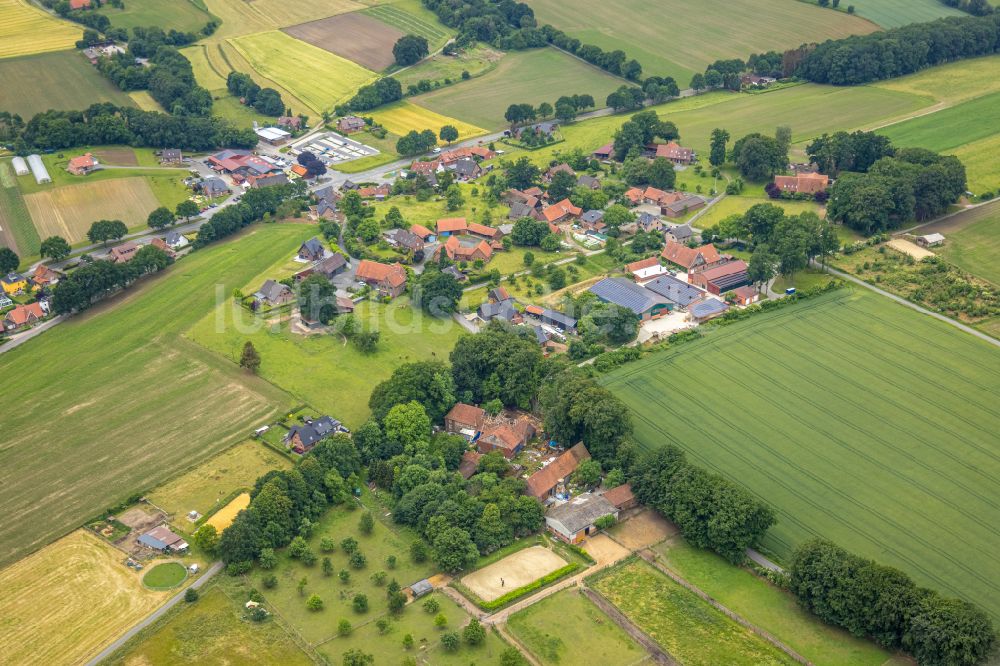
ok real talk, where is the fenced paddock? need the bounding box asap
[461,545,567,602]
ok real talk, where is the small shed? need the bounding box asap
[408,579,433,598]
[916,233,945,248]
[11,156,29,176]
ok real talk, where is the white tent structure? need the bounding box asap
[27,154,51,184]
[11,156,29,176]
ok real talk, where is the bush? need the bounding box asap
[341,537,359,554]
[371,570,387,586]
[385,554,397,569]
[434,612,448,628]
[320,537,336,553]
[359,512,375,535]
[338,618,353,636]
[353,593,369,613]
[410,540,428,563]
[226,561,252,576]
[376,617,391,634]
[423,598,440,614]
[476,564,581,610]
[463,618,486,645]
[441,631,460,651]
[263,574,278,589]
[350,551,367,569]
[184,587,199,602]
[306,594,324,611]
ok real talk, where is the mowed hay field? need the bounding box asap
[203,0,369,36]
[923,200,1000,287]
[229,30,376,113]
[0,0,81,59]
[873,54,1000,106]
[363,0,453,50]
[97,0,212,33]
[0,530,170,665]
[879,91,1000,153]
[23,178,163,243]
[529,0,876,84]
[368,101,486,142]
[836,0,966,28]
[413,47,624,129]
[0,51,136,117]
[601,288,1000,619]
[146,439,290,522]
[181,44,231,91]
[283,13,404,71]
[0,227,300,568]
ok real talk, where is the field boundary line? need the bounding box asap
[638,550,813,665]
[494,622,542,666]
[581,586,677,665]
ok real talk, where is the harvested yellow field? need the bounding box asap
[0,530,170,665]
[368,101,487,144]
[128,90,163,111]
[203,0,367,38]
[229,30,376,113]
[0,0,81,59]
[181,44,230,91]
[207,493,251,531]
[23,178,161,242]
[874,54,1000,106]
[147,440,289,522]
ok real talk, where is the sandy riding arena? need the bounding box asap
[461,546,567,601]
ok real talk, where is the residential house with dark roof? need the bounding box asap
[284,416,345,454]
[688,298,730,322]
[577,174,601,190]
[689,260,749,295]
[545,494,618,543]
[502,189,540,210]
[442,265,466,282]
[311,198,341,222]
[477,298,519,324]
[661,242,724,272]
[509,202,539,220]
[637,212,662,232]
[160,149,183,165]
[665,223,693,244]
[298,237,326,261]
[446,157,482,181]
[385,228,425,254]
[589,277,672,320]
[295,254,347,281]
[2,272,27,295]
[165,231,189,250]
[579,209,605,231]
[356,260,407,298]
[527,442,591,500]
[662,195,705,218]
[643,274,704,308]
[248,173,290,189]
[445,403,485,437]
[198,177,229,198]
[254,279,294,307]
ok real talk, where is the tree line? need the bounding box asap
[194,181,305,248]
[51,245,172,314]
[791,539,995,665]
[939,0,994,15]
[13,104,258,153]
[226,72,287,117]
[97,40,210,116]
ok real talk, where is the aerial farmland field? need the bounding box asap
[829,0,966,28]
[0,227,301,568]
[229,30,377,113]
[601,288,1000,619]
[0,51,137,117]
[528,0,876,84]
[412,47,625,129]
[367,101,486,143]
[0,160,37,258]
[878,91,1000,153]
[363,0,453,50]
[96,0,213,33]
[283,12,405,71]
[919,200,1000,287]
[0,0,81,59]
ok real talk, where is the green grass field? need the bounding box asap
[827,0,965,28]
[0,50,136,117]
[97,0,212,33]
[0,159,38,259]
[143,562,188,590]
[181,44,231,91]
[592,559,797,665]
[654,537,891,666]
[0,226,300,569]
[873,54,1000,106]
[0,0,81,59]
[601,288,1000,619]
[879,90,1000,152]
[363,0,453,51]
[412,47,625,129]
[392,44,504,90]
[953,134,1000,195]
[229,30,377,113]
[529,0,876,84]
[931,201,1000,286]
[106,583,314,665]
[508,587,648,665]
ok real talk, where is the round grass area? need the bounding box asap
[142,562,187,590]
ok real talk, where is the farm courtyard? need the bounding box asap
[601,288,1000,620]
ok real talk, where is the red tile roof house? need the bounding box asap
[477,418,537,459]
[467,222,502,241]
[445,402,486,436]
[150,237,177,259]
[660,241,725,273]
[69,0,91,9]
[357,184,390,200]
[526,442,591,500]
[654,141,695,165]
[773,173,829,194]
[544,163,576,182]
[67,153,98,176]
[436,217,468,237]
[355,260,407,298]
[459,450,483,479]
[108,241,140,264]
[731,285,760,306]
[592,142,614,160]
[337,116,367,133]
[542,199,582,224]
[436,235,493,263]
[3,302,46,332]
[30,264,61,288]
[624,187,644,205]
[602,483,638,511]
[689,260,750,295]
[409,224,436,242]
[625,256,669,282]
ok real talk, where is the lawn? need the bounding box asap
[771,268,834,293]
[370,183,506,230]
[463,251,619,310]
[600,288,1000,620]
[829,0,966,28]
[0,0,81,59]
[106,583,314,666]
[0,226,300,568]
[393,44,504,89]
[143,562,188,590]
[146,439,291,524]
[368,101,487,143]
[363,0,453,51]
[412,47,626,130]
[97,0,213,33]
[0,159,38,258]
[0,530,172,665]
[0,50,136,117]
[878,90,1000,153]
[210,94,280,129]
[694,196,825,230]
[916,201,1000,287]
[591,558,796,665]
[229,30,377,113]
[508,587,648,665]
[529,0,876,84]
[653,537,891,666]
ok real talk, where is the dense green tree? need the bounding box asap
[505,157,541,190]
[439,125,458,144]
[415,267,462,316]
[239,341,261,373]
[473,503,512,554]
[175,199,200,221]
[383,401,432,454]
[709,128,729,167]
[298,273,337,323]
[39,236,71,261]
[573,459,603,488]
[432,526,479,573]
[86,219,128,246]
[646,156,676,189]
[368,361,456,424]
[450,322,543,408]
[538,372,632,464]
[510,217,550,246]
[731,133,787,181]
[547,170,577,201]
[393,35,429,66]
[463,618,487,645]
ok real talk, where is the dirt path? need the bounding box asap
[581,587,677,665]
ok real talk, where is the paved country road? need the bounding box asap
[84,561,224,666]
